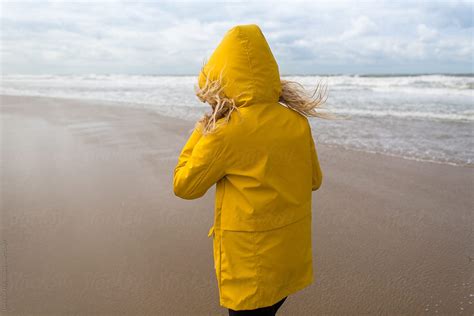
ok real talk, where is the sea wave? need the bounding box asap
[1,74,472,166]
[328,108,474,122]
[283,74,474,96]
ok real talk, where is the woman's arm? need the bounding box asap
[173,125,227,200]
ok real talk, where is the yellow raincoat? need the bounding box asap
[173,24,323,310]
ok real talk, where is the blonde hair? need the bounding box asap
[279,79,338,120]
[194,67,242,135]
[195,71,338,135]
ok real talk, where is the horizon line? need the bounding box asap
[2,72,473,77]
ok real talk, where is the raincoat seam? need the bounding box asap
[236,27,257,103]
[218,229,222,301]
[217,179,225,294]
[215,178,226,229]
[253,230,262,305]
[222,211,311,233]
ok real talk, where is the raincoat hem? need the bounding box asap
[219,275,313,310]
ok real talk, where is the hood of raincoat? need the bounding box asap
[198,24,282,107]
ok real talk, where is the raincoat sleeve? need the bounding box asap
[173,125,227,200]
[310,132,323,191]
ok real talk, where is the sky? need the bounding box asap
[2,0,473,75]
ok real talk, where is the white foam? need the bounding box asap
[328,108,474,122]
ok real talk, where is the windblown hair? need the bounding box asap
[279,79,338,120]
[194,68,242,136]
[195,69,338,135]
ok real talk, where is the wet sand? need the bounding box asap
[1,95,473,315]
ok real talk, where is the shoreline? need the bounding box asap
[1,95,473,315]
[1,93,470,168]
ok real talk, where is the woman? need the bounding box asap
[173,24,331,315]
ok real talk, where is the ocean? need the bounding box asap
[1,74,472,166]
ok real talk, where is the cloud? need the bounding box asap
[1,0,472,74]
[417,24,439,42]
[341,16,378,39]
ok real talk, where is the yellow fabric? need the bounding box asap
[198,24,281,108]
[174,24,323,310]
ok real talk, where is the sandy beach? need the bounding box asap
[1,95,473,315]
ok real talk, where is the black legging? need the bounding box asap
[228,296,288,316]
